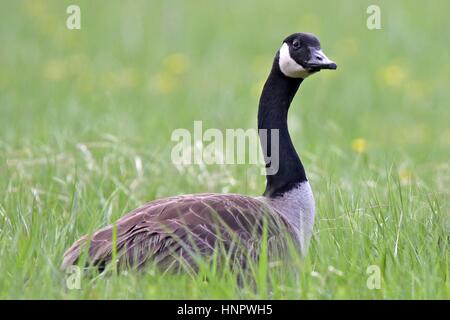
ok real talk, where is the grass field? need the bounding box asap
[0,0,449,299]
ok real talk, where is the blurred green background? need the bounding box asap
[0,0,448,299]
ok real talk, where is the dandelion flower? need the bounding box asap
[398,169,412,185]
[379,64,406,88]
[102,68,137,89]
[164,53,189,75]
[150,72,176,94]
[43,59,67,81]
[351,138,367,154]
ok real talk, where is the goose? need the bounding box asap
[62,32,337,272]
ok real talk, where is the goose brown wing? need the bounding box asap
[62,194,292,271]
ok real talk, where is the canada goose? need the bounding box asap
[62,32,337,272]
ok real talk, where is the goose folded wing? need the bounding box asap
[62,194,292,271]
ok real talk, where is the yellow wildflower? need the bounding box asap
[163,53,189,75]
[398,169,412,185]
[335,37,359,58]
[21,1,56,36]
[351,138,367,154]
[379,64,407,88]
[102,68,137,89]
[43,55,91,82]
[150,72,176,94]
[43,59,67,81]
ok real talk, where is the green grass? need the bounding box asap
[0,0,449,299]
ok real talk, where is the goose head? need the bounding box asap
[278,32,337,79]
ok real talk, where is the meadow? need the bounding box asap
[0,0,448,299]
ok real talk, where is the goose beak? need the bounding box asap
[305,48,337,71]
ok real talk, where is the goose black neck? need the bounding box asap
[258,59,306,197]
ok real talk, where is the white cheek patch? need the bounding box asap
[279,43,309,79]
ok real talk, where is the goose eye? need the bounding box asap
[292,40,300,49]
